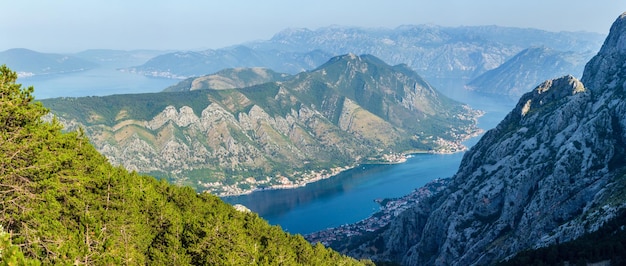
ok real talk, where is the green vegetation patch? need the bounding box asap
[237,83,294,117]
[0,65,369,265]
[42,90,214,126]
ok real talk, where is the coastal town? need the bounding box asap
[203,153,410,197]
[304,178,450,247]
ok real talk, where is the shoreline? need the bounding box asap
[218,150,438,197]
[218,116,485,198]
[217,164,357,197]
[305,178,451,247]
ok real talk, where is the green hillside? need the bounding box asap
[0,65,370,265]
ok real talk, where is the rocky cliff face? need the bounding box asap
[344,13,626,265]
[44,54,481,196]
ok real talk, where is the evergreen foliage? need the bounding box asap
[0,225,40,266]
[0,65,369,265]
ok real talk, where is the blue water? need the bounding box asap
[19,67,178,99]
[224,89,516,235]
[224,153,466,234]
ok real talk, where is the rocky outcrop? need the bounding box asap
[582,12,626,93]
[344,12,626,265]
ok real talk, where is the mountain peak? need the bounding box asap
[605,12,626,53]
[582,12,626,92]
[328,53,361,64]
[314,53,389,73]
[305,53,456,119]
[345,53,358,59]
[517,75,585,117]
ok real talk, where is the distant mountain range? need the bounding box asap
[466,46,595,97]
[125,25,604,91]
[259,25,603,83]
[2,25,605,100]
[0,48,97,77]
[42,54,482,196]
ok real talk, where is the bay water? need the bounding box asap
[21,67,178,99]
[224,89,517,235]
[224,153,465,234]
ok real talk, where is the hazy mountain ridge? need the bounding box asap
[336,13,626,265]
[266,25,602,52]
[0,48,97,77]
[43,54,482,196]
[261,25,603,88]
[124,47,332,78]
[74,49,169,67]
[129,25,603,90]
[466,46,595,97]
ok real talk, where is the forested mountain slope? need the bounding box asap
[0,65,369,265]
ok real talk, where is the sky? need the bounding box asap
[3,0,626,53]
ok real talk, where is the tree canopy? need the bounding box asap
[0,65,371,265]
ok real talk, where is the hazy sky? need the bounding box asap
[3,0,626,53]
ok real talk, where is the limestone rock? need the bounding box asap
[344,12,626,265]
